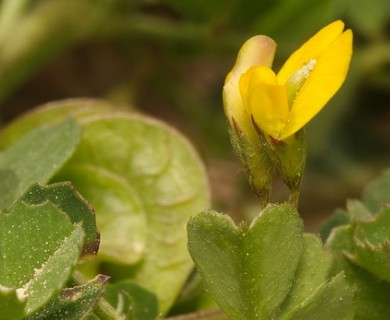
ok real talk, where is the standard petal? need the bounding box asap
[280,29,353,139]
[241,66,289,139]
[277,20,345,85]
[223,36,276,140]
[226,35,276,85]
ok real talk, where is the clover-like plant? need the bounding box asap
[187,20,390,320]
[0,17,388,320]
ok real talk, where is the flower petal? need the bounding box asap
[223,36,276,140]
[241,66,289,139]
[280,29,353,139]
[226,35,276,84]
[277,20,345,85]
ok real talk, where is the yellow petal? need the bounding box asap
[277,20,345,85]
[226,35,276,85]
[239,66,278,113]
[240,66,289,138]
[223,36,276,140]
[280,29,353,139]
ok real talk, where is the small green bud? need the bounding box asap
[269,129,307,206]
[229,121,275,207]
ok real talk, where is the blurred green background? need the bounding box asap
[0,0,388,230]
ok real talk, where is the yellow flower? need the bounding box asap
[224,20,353,141]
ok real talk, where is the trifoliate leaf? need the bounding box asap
[188,203,303,320]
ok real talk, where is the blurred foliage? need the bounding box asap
[0,0,388,226]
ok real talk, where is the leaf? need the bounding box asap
[320,201,372,243]
[319,209,350,242]
[187,204,303,320]
[105,280,158,320]
[0,118,81,209]
[21,182,99,256]
[0,286,26,320]
[25,275,109,320]
[277,234,332,319]
[55,165,145,264]
[0,99,211,314]
[287,273,355,320]
[25,224,84,314]
[354,207,390,245]
[349,208,390,282]
[325,225,390,319]
[363,169,390,213]
[346,200,372,220]
[0,198,84,315]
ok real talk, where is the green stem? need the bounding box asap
[288,186,300,208]
[93,298,124,320]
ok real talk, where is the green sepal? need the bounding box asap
[229,124,275,207]
[269,129,307,206]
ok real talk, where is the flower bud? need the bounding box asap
[270,130,307,206]
[228,124,275,207]
[223,36,277,205]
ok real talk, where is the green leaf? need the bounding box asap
[354,207,390,245]
[0,118,81,209]
[25,275,109,320]
[287,273,355,320]
[105,280,158,320]
[61,113,209,313]
[363,169,390,213]
[320,200,372,243]
[349,208,390,282]
[25,224,84,314]
[346,200,372,220]
[55,164,145,264]
[0,99,211,314]
[0,198,84,316]
[187,203,303,320]
[277,234,332,319]
[319,209,350,242]
[21,182,99,256]
[320,169,390,242]
[0,286,26,320]
[325,225,390,319]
